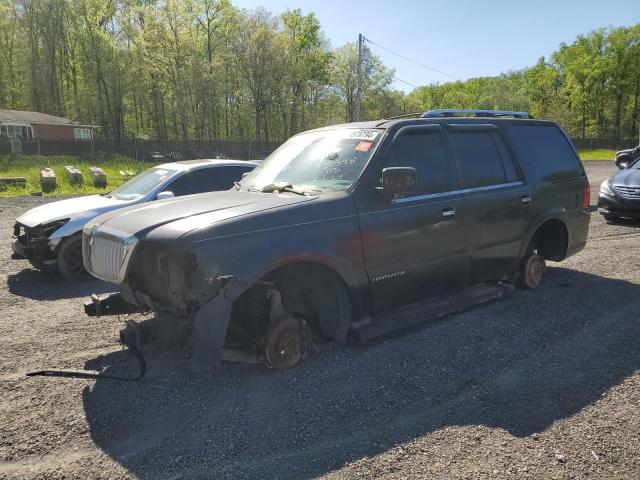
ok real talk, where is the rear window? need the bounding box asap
[508,125,582,181]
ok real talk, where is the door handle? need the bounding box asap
[441,207,456,219]
[521,195,532,204]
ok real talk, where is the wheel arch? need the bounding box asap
[519,216,569,262]
[231,256,357,343]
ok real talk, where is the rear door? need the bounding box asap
[356,125,471,314]
[445,124,532,283]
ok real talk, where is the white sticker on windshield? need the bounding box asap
[347,129,379,140]
[154,169,168,175]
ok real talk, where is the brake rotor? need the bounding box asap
[262,317,311,370]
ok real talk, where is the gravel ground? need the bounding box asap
[1,161,639,480]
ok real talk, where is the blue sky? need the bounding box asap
[232,0,640,92]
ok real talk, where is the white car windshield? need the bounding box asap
[239,128,383,193]
[106,167,178,200]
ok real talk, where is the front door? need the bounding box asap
[355,125,470,315]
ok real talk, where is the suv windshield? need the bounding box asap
[240,128,383,193]
[105,167,177,200]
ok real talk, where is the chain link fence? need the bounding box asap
[9,138,282,162]
[571,138,638,150]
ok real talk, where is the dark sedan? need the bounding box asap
[598,159,640,221]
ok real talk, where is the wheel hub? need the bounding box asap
[524,253,545,288]
[262,317,311,370]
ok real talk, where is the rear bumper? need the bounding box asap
[564,209,590,258]
[597,194,640,219]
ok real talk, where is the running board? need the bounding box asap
[352,283,514,343]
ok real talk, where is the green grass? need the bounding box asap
[577,149,616,161]
[0,153,158,198]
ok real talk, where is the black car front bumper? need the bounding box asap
[597,193,640,219]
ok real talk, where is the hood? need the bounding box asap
[88,190,316,238]
[611,167,640,187]
[16,194,130,228]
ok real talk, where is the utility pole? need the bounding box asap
[356,33,363,122]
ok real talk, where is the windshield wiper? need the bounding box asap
[260,183,308,196]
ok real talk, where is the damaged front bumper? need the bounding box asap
[84,275,244,373]
[12,222,61,267]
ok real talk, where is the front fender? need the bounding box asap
[193,222,370,320]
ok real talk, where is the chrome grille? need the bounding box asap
[613,185,640,200]
[89,235,125,281]
[83,225,137,283]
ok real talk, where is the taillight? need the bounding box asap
[582,179,590,209]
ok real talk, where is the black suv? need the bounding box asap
[83,110,590,371]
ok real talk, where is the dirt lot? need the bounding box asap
[1,161,639,479]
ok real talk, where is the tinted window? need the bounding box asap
[384,130,453,194]
[166,166,255,196]
[449,131,514,188]
[494,135,519,183]
[165,169,218,196]
[217,166,254,187]
[508,125,582,181]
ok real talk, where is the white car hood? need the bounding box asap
[16,194,131,228]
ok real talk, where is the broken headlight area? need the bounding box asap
[13,219,70,265]
[122,245,204,313]
[156,250,199,287]
[14,219,70,243]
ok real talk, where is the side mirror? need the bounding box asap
[377,167,417,196]
[618,160,629,170]
[156,190,175,201]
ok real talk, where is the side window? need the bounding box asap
[216,166,253,188]
[164,170,220,196]
[384,130,453,195]
[507,125,582,181]
[494,134,519,183]
[448,131,515,188]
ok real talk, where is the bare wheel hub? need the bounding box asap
[262,317,311,370]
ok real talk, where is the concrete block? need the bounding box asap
[39,168,56,192]
[89,166,107,187]
[65,165,83,184]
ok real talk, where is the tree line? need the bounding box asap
[0,1,638,143]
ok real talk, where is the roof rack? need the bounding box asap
[421,109,533,119]
[382,111,424,120]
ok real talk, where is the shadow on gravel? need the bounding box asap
[605,217,640,228]
[7,268,112,300]
[81,267,640,480]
